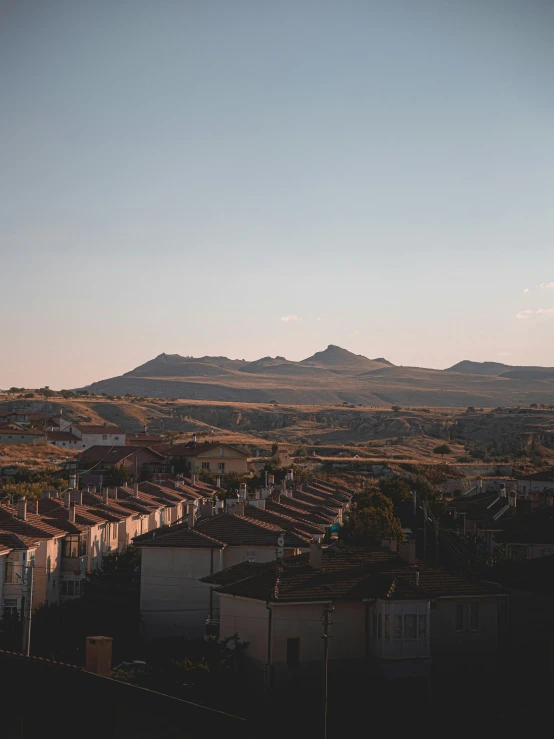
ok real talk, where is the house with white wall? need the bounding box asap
[136,511,309,640]
[204,543,508,683]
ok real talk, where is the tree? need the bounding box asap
[0,481,44,500]
[391,405,401,412]
[378,477,412,508]
[40,386,53,398]
[271,442,280,456]
[357,490,395,514]
[433,444,452,457]
[110,464,136,486]
[339,507,404,546]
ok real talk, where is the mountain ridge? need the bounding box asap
[83,346,554,407]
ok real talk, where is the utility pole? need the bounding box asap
[322,604,334,739]
[435,518,439,567]
[423,500,428,564]
[22,560,34,656]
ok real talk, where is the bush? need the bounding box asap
[433,444,452,456]
[391,405,401,412]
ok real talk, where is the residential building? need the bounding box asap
[77,445,165,478]
[0,427,46,445]
[0,410,30,426]
[57,423,127,450]
[204,543,507,683]
[166,439,249,476]
[517,469,554,508]
[493,507,554,560]
[136,510,309,639]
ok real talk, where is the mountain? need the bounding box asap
[447,360,513,376]
[448,360,554,381]
[83,347,554,407]
[301,345,392,373]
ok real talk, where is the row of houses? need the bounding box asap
[0,477,218,619]
[447,472,554,560]
[134,478,509,680]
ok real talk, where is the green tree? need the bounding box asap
[0,481,44,500]
[357,489,395,514]
[391,405,401,412]
[378,477,412,507]
[271,442,280,456]
[110,464,137,486]
[41,385,53,398]
[433,444,452,457]
[339,507,404,546]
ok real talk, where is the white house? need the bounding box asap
[136,511,309,640]
[48,424,126,450]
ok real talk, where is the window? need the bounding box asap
[102,435,108,440]
[393,615,402,640]
[62,579,82,597]
[3,599,18,617]
[246,551,256,562]
[115,436,119,441]
[384,614,390,640]
[286,638,300,670]
[470,603,479,631]
[63,534,87,558]
[219,448,224,457]
[218,463,225,471]
[5,554,19,583]
[202,462,210,470]
[455,604,464,631]
[404,615,417,639]
[418,615,427,639]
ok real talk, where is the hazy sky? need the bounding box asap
[2,0,554,389]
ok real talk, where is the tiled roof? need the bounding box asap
[266,499,333,525]
[0,506,66,540]
[242,505,325,536]
[0,428,45,437]
[78,445,164,464]
[135,524,223,549]
[494,507,554,545]
[73,424,125,435]
[195,513,309,549]
[167,442,248,458]
[212,547,505,603]
[47,431,81,442]
[202,561,276,586]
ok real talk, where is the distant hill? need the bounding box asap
[301,345,392,373]
[448,360,554,381]
[83,347,554,407]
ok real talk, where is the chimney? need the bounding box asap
[309,540,322,570]
[239,482,247,500]
[85,636,113,678]
[65,492,71,509]
[69,474,77,490]
[109,486,118,500]
[70,490,83,506]
[187,505,196,528]
[398,540,416,565]
[216,476,221,489]
[509,490,517,509]
[16,498,27,521]
[268,475,275,486]
[69,502,76,523]
[144,425,148,433]
[41,491,51,500]
[231,501,245,517]
[103,488,109,504]
[286,469,294,482]
[32,499,39,514]
[133,483,139,497]
[499,484,506,498]
[192,433,197,445]
[415,571,420,587]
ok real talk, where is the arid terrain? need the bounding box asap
[81,346,554,407]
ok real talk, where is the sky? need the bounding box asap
[1,0,554,389]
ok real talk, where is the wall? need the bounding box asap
[430,596,502,672]
[67,428,126,449]
[0,432,45,445]
[139,546,217,639]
